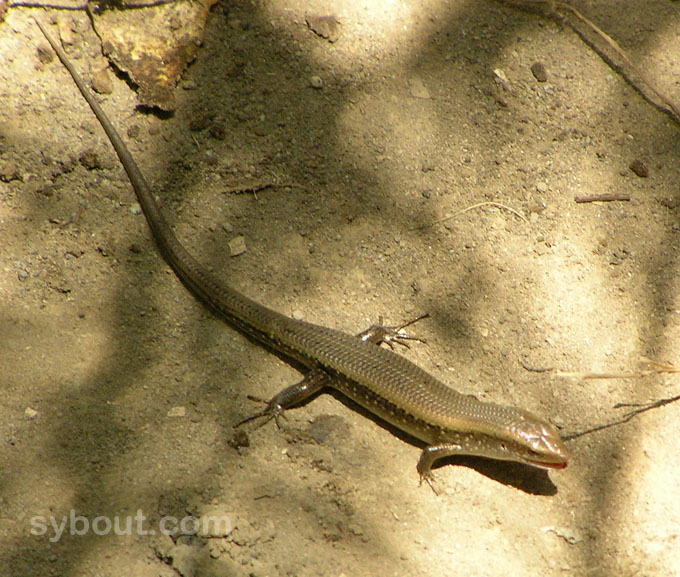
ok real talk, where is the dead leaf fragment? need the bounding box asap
[306,14,342,43]
[167,406,186,418]
[58,18,75,46]
[229,235,247,257]
[408,77,431,99]
[92,0,218,111]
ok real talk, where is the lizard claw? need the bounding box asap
[360,313,430,350]
[234,395,287,429]
[418,470,440,495]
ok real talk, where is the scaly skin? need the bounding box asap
[36,20,569,484]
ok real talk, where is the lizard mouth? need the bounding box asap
[528,457,568,470]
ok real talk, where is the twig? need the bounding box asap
[574,193,631,204]
[9,1,87,8]
[556,357,680,380]
[616,395,680,418]
[222,181,287,195]
[10,0,179,9]
[554,1,680,125]
[639,356,680,373]
[408,201,528,231]
[565,393,680,440]
[520,359,554,373]
[500,1,680,126]
[556,371,645,380]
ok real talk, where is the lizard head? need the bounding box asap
[504,410,569,469]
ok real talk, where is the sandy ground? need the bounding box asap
[1,1,680,575]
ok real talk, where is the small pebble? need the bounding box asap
[493,68,508,85]
[127,124,141,140]
[189,114,213,132]
[91,63,113,95]
[530,61,549,83]
[310,75,323,89]
[209,121,226,140]
[37,43,54,64]
[0,160,19,182]
[629,159,649,178]
[527,199,546,213]
[229,429,250,450]
[79,150,102,170]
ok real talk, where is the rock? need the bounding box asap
[530,61,549,82]
[79,150,103,170]
[0,160,19,182]
[37,43,54,64]
[629,159,649,178]
[493,68,508,86]
[91,62,113,94]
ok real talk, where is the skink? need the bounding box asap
[37,21,569,483]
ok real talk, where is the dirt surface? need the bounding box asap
[2,1,680,576]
